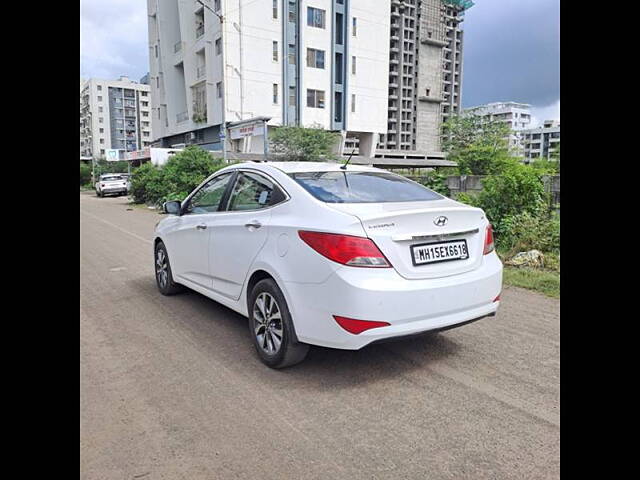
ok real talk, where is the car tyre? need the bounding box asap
[249,279,309,369]
[154,241,184,295]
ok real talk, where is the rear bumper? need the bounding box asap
[284,252,503,350]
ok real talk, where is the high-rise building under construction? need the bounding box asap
[377,0,473,156]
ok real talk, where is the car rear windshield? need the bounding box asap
[290,171,442,203]
[102,176,123,181]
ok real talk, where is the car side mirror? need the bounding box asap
[163,201,182,215]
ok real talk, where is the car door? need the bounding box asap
[166,171,235,290]
[209,170,287,300]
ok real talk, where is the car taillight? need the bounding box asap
[483,224,495,255]
[333,316,390,334]
[298,231,392,267]
[493,294,501,302]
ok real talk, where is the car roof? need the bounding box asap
[227,161,382,174]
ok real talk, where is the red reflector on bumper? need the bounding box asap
[493,294,501,302]
[333,316,390,335]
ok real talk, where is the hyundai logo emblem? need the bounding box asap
[434,216,448,227]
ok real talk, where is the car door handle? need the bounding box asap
[245,221,262,229]
[196,224,207,230]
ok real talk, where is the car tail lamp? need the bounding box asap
[493,294,501,302]
[483,224,495,255]
[298,231,392,268]
[333,316,390,335]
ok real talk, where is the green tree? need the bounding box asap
[270,124,340,161]
[442,115,514,175]
[80,162,92,186]
[93,158,130,178]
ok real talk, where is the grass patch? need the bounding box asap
[503,266,560,298]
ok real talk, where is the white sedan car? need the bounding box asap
[154,162,502,368]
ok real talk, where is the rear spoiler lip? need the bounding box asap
[391,228,480,242]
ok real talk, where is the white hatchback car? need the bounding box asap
[154,162,502,368]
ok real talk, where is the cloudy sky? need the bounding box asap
[80,0,559,126]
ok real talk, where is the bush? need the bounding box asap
[80,163,92,186]
[475,162,548,234]
[129,146,225,205]
[497,210,560,255]
[417,170,450,196]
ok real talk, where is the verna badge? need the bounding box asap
[434,216,448,227]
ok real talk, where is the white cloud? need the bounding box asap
[80,0,149,80]
[530,100,560,127]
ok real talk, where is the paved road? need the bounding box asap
[80,192,560,480]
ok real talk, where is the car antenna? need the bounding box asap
[340,148,357,170]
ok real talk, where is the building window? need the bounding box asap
[272,41,278,61]
[307,7,325,29]
[98,106,103,113]
[216,37,222,55]
[141,91,148,97]
[273,84,279,104]
[288,1,296,22]
[216,82,223,98]
[306,48,325,69]
[352,17,357,36]
[306,89,325,109]
[142,101,148,107]
[97,96,102,102]
[351,94,356,113]
[335,13,344,44]
[99,128,104,133]
[214,0,220,12]
[99,139,104,144]
[289,87,296,106]
[155,45,158,57]
[273,0,278,19]
[288,44,296,64]
[351,56,356,75]
[143,111,149,117]
[97,85,102,91]
[99,117,104,124]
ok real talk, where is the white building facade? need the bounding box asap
[521,120,560,162]
[147,0,390,157]
[464,101,532,153]
[80,76,153,160]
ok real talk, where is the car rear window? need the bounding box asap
[290,171,442,203]
[102,176,123,181]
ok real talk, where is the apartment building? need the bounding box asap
[464,101,532,152]
[521,120,560,162]
[80,76,153,159]
[377,0,472,154]
[147,0,390,157]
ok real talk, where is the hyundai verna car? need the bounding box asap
[153,162,502,368]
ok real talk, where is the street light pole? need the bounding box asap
[196,0,228,163]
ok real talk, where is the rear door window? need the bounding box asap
[227,171,286,211]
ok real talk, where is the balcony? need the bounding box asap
[196,24,204,39]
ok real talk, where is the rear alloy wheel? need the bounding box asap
[154,242,184,295]
[249,279,309,368]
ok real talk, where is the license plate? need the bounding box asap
[410,239,469,266]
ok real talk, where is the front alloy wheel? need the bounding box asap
[154,242,183,296]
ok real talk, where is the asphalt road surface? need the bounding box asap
[80,191,560,480]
